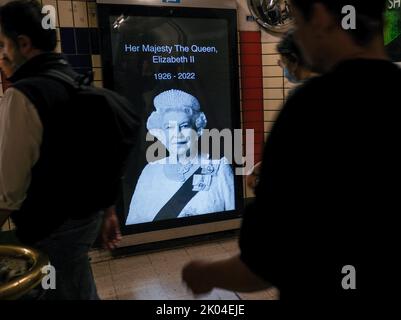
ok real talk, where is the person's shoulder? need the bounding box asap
[1,87,30,103]
[0,87,37,117]
[289,74,329,98]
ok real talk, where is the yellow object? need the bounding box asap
[0,245,48,300]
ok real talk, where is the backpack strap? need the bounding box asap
[36,69,94,89]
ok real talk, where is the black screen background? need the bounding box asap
[98,5,243,234]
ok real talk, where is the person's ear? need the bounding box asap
[16,35,33,56]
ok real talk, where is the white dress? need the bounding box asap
[126,156,235,225]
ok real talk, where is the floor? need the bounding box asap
[91,237,279,300]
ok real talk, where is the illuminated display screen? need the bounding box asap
[98,4,243,232]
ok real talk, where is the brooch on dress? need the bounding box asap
[192,174,212,191]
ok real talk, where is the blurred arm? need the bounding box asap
[182,254,271,294]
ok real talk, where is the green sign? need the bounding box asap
[384,1,401,45]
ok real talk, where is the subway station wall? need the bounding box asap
[0,0,292,232]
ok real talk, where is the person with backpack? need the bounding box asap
[0,0,139,299]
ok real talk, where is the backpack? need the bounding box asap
[35,70,141,217]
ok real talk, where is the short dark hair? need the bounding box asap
[0,0,57,52]
[277,30,306,66]
[291,0,387,45]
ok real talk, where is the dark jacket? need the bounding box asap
[9,53,99,244]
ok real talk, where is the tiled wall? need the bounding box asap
[240,29,295,197]
[0,0,292,231]
[0,0,103,93]
[260,32,296,140]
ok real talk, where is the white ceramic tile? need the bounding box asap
[117,283,168,300]
[196,291,221,300]
[264,110,280,122]
[264,88,284,100]
[93,68,102,81]
[87,2,98,28]
[155,270,183,282]
[94,275,114,290]
[237,287,280,300]
[263,77,283,89]
[88,248,113,263]
[159,278,191,299]
[109,255,153,275]
[113,272,159,290]
[218,239,239,252]
[262,43,278,55]
[148,248,190,265]
[57,0,74,28]
[264,121,275,132]
[109,262,151,278]
[113,273,161,291]
[91,55,102,68]
[94,81,103,88]
[97,287,117,300]
[91,261,111,278]
[262,54,281,66]
[204,252,233,262]
[263,66,283,77]
[72,1,88,28]
[152,261,188,279]
[185,243,226,259]
[261,31,281,43]
[56,28,61,41]
[264,99,284,110]
[42,0,58,27]
[214,288,240,300]
[173,295,196,300]
[91,238,262,300]
[55,41,62,53]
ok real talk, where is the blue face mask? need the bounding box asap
[283,67,299,84]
